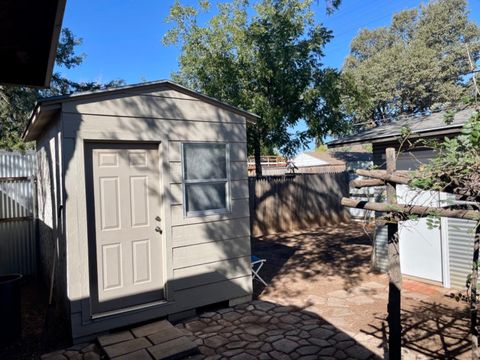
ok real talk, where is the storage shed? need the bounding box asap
[23,81,257,342]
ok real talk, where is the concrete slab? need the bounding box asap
[147,337,198,360]
[132,320,173,338]
[147,327,184,345]
[104,338,151,359]
[112,349,153,360]
[98,331,134,347]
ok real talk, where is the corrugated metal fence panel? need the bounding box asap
[373,224,389,272]
[0,151,37,275]
[448,218,477,289]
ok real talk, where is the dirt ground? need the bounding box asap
[252,222,471,359]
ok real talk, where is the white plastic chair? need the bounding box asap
[251,255,268,287]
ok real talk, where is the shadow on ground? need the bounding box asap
[363,300,470,359]
[251,222,472,359]
[251,222,377,298]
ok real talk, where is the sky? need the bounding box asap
[59,0,480,150]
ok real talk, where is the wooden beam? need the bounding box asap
[341,198,480,221]
[350,178,384,188]
[386,148,401,360]
[356,169,410,185]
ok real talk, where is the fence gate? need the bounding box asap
[0,151,37,275]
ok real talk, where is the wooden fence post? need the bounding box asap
[386,147,402,359]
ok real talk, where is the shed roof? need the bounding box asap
[328,108,475,147]
[23,80,259,141]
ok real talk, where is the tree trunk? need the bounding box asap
[253,129,262,177]
[472,226,480,360]
[386,147,402,360]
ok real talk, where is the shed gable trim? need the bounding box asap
[24,81,259,141]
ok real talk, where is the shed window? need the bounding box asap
[183,143,230,216]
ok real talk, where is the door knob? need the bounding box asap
[155,226,163,234]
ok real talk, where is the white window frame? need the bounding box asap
[182,142,231,217]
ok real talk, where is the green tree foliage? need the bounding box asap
[0,28,124,150]
[164,0,349,162]
[343,0,480,126]
[411,111,480,200]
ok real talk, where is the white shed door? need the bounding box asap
[86,143,164,314]
[398,185,443,283]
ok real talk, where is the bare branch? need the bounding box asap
[341,197,480,221]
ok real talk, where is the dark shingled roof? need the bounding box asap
[328,108,475,147]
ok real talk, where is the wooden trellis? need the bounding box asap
[341,147,480,360]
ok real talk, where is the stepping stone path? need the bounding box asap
[41,300,379,360]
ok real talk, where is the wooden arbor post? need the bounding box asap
[385,148,402,360]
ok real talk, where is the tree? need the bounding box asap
[0,28,124,150]
[163,0,349,175]
[342,0,480,127]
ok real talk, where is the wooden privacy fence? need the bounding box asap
[249,172,350,236]
[0,151,37,275]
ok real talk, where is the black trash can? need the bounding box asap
[0,274,23,344]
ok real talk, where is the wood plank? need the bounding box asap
[63,92,246,123]
[172,237,251,269]
[170,198,250,226]
[172,256,251,290]
[174,275,252,310]
[62,114,247,143]
[172,218,250,247]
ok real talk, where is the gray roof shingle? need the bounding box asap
[328,108,474,147]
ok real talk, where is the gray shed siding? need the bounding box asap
[372,141,435,171]
[36,117,71,333]
[448,218,477,289]
[55,87,252,340]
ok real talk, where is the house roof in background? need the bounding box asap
[0,0,66,87]
[304,151,345,165]
[328,108,475,147]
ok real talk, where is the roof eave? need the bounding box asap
[22,103,61,142]
[42,0,67,87]
[328,124,465,148]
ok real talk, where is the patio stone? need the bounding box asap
[253,301,276,312]
[272,338,299,353]
[244,325,267,335]
[132,320,174,338]
[231,354,256,360]
[185,320,207,332]
[345,344,373,360]
[98,331,134,347]
[296,345,320,355]
[310,327,335,339]
[83,351,101,360]
[104,338,151,358]
[147,336,198,360]
[204,335,229,348]
[225,341,248,349]
[147,326,184,345]
[113,349,152,360]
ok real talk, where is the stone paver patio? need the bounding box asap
[252,223,471,359]
[37,222,472,359]
[42,299,379,360]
